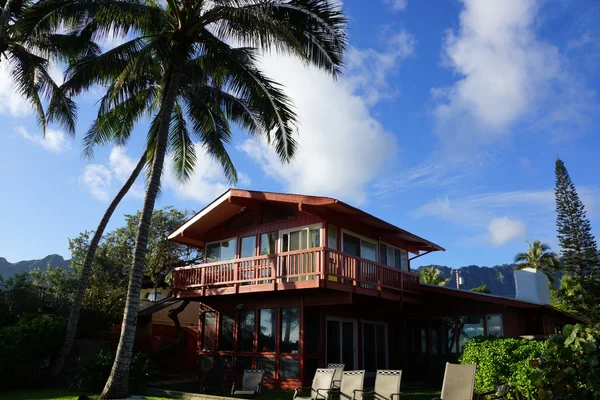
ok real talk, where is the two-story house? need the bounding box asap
[168,189,584,387]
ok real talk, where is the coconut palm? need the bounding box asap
[514,240,558,283]
[1,0,97,133]
[419,266,449,286]
[25,0,346,397]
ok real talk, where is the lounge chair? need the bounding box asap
[200,365,225,395]
[339,370,365,400]
[327,363,345,391]
[432,363,476,400]
[294,368,336,400]
[360,370,402,400]
[232,369,265,398]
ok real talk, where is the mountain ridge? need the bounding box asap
[0,254,71,278]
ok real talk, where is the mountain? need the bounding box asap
[415,264,520,297]
[0,255,71,278]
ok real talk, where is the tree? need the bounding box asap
[513,240,558,284]
[470,282,491,294]
[555,158,599,277]
[25,1,347,396]
[51,153,147,378]
[419,266,449,286]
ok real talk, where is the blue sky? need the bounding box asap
[1,0,599,269]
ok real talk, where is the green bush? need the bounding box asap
[0,315,67,390]
[460,336,543,399]
[532,323,600,399]
[69,349,157,393]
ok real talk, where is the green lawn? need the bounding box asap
[1,388,173,400]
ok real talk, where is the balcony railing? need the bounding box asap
[173,247,420,297]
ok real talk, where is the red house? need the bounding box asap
[169,189,583,387]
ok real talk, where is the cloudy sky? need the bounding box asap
[1,0,599,269]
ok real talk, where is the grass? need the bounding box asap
[152,383,440,400]
[1,388,173,400]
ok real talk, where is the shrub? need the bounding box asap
[0,315,67,390]
[532,323,600,399]
[460,336,543,399]
[69,350,157,393]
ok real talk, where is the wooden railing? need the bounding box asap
[173,247,420,296]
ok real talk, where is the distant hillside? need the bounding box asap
[0,255,71,278]
[415,264,519,297]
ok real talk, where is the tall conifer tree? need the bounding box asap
[555,158,598,276]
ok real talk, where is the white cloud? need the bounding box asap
[432,0,592,150]
[238,30,414,204]
[80,164,113,201]
[163,143,232,203]
[384,0,407,11]
[0,64,31,117]
[16,126,71,152]
[488,217,527,246]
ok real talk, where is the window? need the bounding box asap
[327,225,338,250]
[199,355,214,372]
[458,315,484,352]
[305,308,320,353]
[205,238,237,262]
[227,209,257,231]
[258,357,275,377]
[363,322,387,371]
[279,358,299,379]
[262,203,296,224]
[219,314,234,351]
[236,356,253,373]
[239,310,255,352]
[259,309,276,352]
[379,243,409,271]
[241,236,256,258]
[260,232,277,255]
[218,355,233,372]
[280,225,322,251]
[486,315,503,337]
[280,308,300,353]
[202,312,217,350]
[342,232,377,261]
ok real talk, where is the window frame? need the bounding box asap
[278,223,323,252]
[379,241,409,271]
[204,236,238,262]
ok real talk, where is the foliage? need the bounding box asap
[470,282,491,294]
[0,273,43,328]
[555,159,599,277]
[0,315,67,390]
[419,266,449,286]
[514,240,559,283]
[69,350,156,392]
[552,274,600,322]
[460,336,543,399]
[533,323,600,399]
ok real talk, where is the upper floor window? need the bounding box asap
[205,238,237,262]
[280,225,321,252]
[261,203,296,224]
[380,243,409,271]
[327,225,338,250]
[342,232,377,262]
[241,235,257,258]
[260,232,277,255]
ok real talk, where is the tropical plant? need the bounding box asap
[470,282,491,294]
[22,0,347,396]
[514,240,559,284]
[419,266,449,286]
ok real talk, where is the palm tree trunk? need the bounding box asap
[101,67,182,399]
[50,151,147,380]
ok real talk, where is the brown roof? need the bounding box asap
[168,188,444,253]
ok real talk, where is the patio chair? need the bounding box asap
[431,363,476,400]
[339,370,365,400]
[232,369,266,398]
[200,364,225,395]
[476,384,510,400]
[359,370,402,400]
[327,363,345,391]
[294,368,336,400]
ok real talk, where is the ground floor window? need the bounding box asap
[326,318,357,370]
[363,322,387,371]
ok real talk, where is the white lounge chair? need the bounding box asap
[360,370,402,400]
[294,368,336,400]
[327,363,345,391]
[432,363,477,400]
[339,370,365,400]
[232,369,265,398]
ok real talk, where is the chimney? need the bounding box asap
[513,268,551,305]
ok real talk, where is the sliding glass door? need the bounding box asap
[326,318,357,370]
[362,322,387,374]
[279,225,322,281]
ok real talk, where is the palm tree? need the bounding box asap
[419,266,449,286]
[26,1,346,397]
[1,0,96,133]
[514,240,558,283]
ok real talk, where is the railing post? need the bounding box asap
[377,264,382,292]
[353,259,359,286]
[234,261,239,293]
[320,249,326,282]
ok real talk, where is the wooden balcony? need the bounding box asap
[173,247,421,300]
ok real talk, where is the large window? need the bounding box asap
[280,225,322,252]
[363,322,387,371]
[342,232,377,261]
[280,308,300,353]
[379,243,409,271]
[260,232,277,255]
[458,315,484,352]
[202,312,217,350]
[241,236,256,258]
[327,225,338,250]
[259,308,276,352]
[239,310,255,352]
[486,315,503,337]
[279,357,299,379]
[219,314,234,351]
[205,238,237,262]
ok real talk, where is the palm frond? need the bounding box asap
[168,101,196,183]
